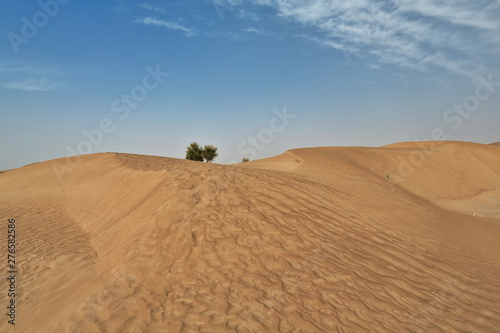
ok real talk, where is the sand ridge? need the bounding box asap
[0,142,499,332]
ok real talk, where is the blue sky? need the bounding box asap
[1,0,500,169]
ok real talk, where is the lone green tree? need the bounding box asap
[185,142,204,162]
[202,145,218,163]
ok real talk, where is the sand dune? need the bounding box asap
[1,141,499,332]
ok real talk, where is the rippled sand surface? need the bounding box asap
[1,141,499,332]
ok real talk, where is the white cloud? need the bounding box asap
[238,8,260,21]
[2,78,62,92]
[134,17,195,36]
[139,3,167,14]
[0,65,63,75]
[228,0,500,78]
[400,0,500,30]
[243,27,267,35]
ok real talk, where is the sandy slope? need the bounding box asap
[0,141,499,332]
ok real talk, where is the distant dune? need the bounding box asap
[492,141,500,146]
[1,141,499,332]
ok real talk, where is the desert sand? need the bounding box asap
[0,141,499,332]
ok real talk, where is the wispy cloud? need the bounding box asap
[134,17,195,36]
[0,65,63,75]
[237,8,260,21]
[222,0,500,78]
[2,78,62,92]
[243,27,267,35]
[212,0,262,21]
[139,3,167,14]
